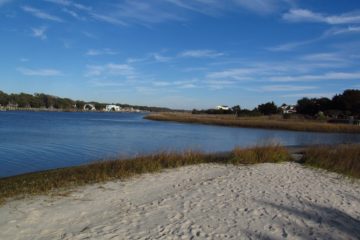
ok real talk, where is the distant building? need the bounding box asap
[281,104,296,114]
[105,105,121,112]
[216,105,230,110]
[83,104,96,111]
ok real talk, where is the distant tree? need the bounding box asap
[0,91,9,106]
[297,97,332,116]
[232,105,241,117]
[257,102,278,115]
[332,89,360,115]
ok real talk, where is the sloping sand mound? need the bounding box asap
[0,163,359,239]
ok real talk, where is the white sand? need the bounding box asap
[0,163,359,240]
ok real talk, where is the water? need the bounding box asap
[1,111,360,178]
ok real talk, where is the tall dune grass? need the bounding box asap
[302,144,360,178]
[0,146,290,204]
[145,112,360,133]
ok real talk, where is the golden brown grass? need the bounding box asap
[0,146,291,204]
[301,144,360,178]
[144,112,360,133]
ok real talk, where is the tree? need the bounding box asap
[332,89,360,115]
[0,91,9,106]
[232,105,241,117]
[257,102,278,115]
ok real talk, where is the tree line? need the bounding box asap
[192,89,360,118]
[0,91,174,112]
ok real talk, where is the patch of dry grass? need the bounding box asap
[301,144,360,178]
[0,146,291,204]
[144,112,360,133]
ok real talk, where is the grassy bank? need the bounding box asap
[0,146,290,204]
[301,144,360,178]
[1,144,359,204]
[144,112,360,133]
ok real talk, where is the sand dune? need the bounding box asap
[0,163,359,239]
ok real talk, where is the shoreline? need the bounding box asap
[144,112,360,133]
[1,144,359,205]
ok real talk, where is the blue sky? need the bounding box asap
[0,0,359,109]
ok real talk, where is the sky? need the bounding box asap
[0,0,360,109]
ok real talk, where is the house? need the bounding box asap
[83,104,96,111]
[105,105,121,112]
[216,105,230,111]
[281,104,296,114]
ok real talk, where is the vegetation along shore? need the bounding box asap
[145,112,360,133]
[1,144,359,205]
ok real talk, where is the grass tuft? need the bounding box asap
[301,144,360,178]
[0,146,290,204]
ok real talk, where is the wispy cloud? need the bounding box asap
[168,0,293,15]
[0,0,12,7]
[270,72,360,82]
[260,85,318,92]
[180,50,224,58]
[31,26,47,40]
[22,5,63,22]
[268,25,360,52]
[85,63,136,80]
[283,8,360,25]
[282,92,335,98]
[85,48,118,56]
[152,53,172,62]
[90,12,127,26]
[17,67,62,76]
[62,8,85,20]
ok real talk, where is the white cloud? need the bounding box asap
[282,92,335,98]
[283,9,360,25]
[90,12,127,26]
[152,53,172,62]
[270,72,360,82]
[17,67,62,76]
[267,25,360,52]
[22,5,63,22]
[85,49,118,56]
[260,85,317,92]
[207,68,256,80]
[180,50,224,58]
[62,8,85,20]
[325,26,360,35]
[85,63,136,80]
[168,0,293,15]
[31,26,47,40]
[300,53,345,62]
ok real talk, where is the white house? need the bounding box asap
[216,105,230,110]
[281,104,296,114]
[83,104,96,111]
[105,105,121,112]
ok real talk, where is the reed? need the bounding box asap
[0,146,290,204]
[144,112,360,133]
[301,144,360,178]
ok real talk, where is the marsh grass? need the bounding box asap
[0,146,291,204]
[145,112,360,133]
[301,144,360,178]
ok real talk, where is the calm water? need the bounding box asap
[1,111,360,178]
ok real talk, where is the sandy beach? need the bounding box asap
[0,162,359,240]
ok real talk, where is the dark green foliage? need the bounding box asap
[297,90,360,117]
[257,101,278,115]
[0,90,176,112]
